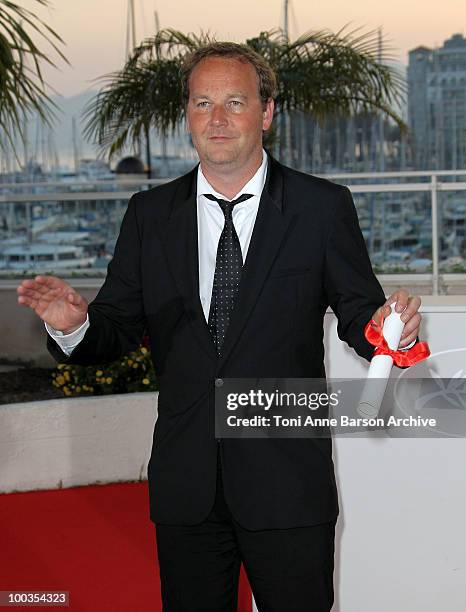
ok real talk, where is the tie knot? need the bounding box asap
[204,193,253,218]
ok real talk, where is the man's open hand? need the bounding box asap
[372,288,422,349]
[17,275,88,333]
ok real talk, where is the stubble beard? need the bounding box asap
[199,137,261,174]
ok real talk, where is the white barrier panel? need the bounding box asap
[0,393,157,492]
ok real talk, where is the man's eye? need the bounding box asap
[196,101,210,108]
[229,100,243,107]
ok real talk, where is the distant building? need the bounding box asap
[408,34,466,170]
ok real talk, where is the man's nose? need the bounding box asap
[210,104,228,126]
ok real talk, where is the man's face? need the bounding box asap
[186,56,274,170]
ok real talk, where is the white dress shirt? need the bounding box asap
[45,150,268,354]
[196,149,267,320]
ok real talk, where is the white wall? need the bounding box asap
[0,393,157,492]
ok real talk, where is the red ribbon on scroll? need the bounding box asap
[364,315,431,367]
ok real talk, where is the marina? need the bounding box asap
[1,164,465,280]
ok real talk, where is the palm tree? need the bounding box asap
[83,27,406,174]
[0,0,67,161]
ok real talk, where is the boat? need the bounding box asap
[0,243,96,270]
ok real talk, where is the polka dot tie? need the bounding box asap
[204,193,253,355]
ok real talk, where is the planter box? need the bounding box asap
[0,392,158,493]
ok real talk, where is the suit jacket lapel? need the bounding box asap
[161,166,218,361]
[217,154,297,369]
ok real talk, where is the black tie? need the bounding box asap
[204,193,253,354]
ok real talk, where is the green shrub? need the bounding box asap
[51,345,157,396]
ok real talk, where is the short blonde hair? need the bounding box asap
[181,42,277,107]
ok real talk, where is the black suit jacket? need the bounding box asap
[47,153,386,530]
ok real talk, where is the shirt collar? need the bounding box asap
[197,149,268,202]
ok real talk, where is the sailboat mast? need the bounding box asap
[126,0,137,58]
[378,27,385,173]
[283,0,289,40]
[125,0,141,158]
[282,0,292,166]
[72,117,79,175]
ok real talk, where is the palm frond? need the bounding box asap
[0,0,68,159]
[84,26,407,161]
[247,26,406,130]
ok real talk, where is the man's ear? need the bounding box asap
[262,98,274,131]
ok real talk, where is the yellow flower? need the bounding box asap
[140,347,147,355]
[142,378,150,385]
[76,386,82,393]
[56,375,65,385]
[63,386,71,396]
[106,377,112,384]
[64,371,70,381]
[127,359,133,366]
[132,363,138,368]
[96,370,103,376]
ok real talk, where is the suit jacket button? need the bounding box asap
[215,378,224,387]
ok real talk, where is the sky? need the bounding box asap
[20,0,466,98]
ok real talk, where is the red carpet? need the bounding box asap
[0,483,252,611]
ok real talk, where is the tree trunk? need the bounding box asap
[145,125,152,179]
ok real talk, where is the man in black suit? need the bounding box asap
[18,43,422,611]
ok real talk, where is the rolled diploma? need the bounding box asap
[357,303,405,418]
